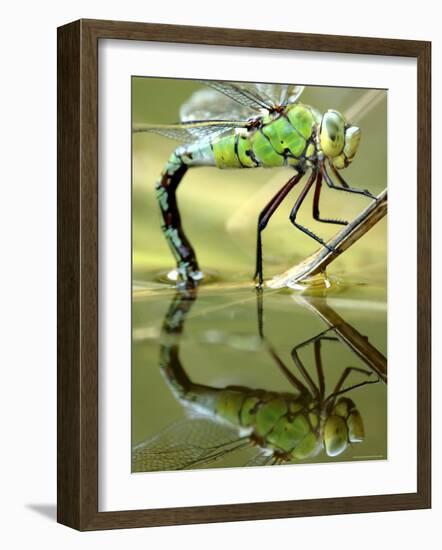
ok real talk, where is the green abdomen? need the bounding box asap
[212,133,257,169]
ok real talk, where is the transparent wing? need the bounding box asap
[180,81,305,125]
[133,119,246,143]
[202,80,275,112]
[180,88,256,123]
[132,416,252,472]
[244,450,277,468]
[253,83,305,106]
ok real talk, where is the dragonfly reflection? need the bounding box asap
[132,288,386,472]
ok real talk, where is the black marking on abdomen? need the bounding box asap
[234,134,247,168]
[245,148,260,167]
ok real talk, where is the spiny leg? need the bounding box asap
[331,163,378,198]
[320,160,377,200]
[333,366,375,394]
[291,327,339,350]
[324,366,379,407]
[291,343,322,399]
[156,153,201,282]
[289,169,340,253]
[290,328,341,398]
[254,171,304,287]
[269,346,311,394]
[312,171,349,226]
[333,170,350,189]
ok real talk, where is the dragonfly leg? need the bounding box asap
[320,160,377,200]
[312,171,349,226]
[289,169,340,254]
[268,344,311,393]
[156,152,202,282]
[292,327,339,350]
[291,345,320,398]
[324,366,379,408]
[290,327,342,398]
[254,171,304,287]
[256,287,264,339]
[314,339,326,401]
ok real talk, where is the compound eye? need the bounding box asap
[325,114,339,140]
[320,110,345,158]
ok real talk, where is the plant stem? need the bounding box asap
[268,189,387,289]
[296,296,387,383]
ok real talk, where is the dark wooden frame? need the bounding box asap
[57,18,431,531]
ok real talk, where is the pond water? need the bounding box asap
[132,278,387,470]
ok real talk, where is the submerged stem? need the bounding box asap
[297,296,388,383]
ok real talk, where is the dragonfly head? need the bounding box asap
[323,397,365,457]
[319,110,361,169]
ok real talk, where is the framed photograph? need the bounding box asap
[57,19,431,530]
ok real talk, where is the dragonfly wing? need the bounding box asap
[204,81,305,109]
[133,120,246,143]
[286,85,305,104]
[201,80,276,112]
[244,450,276,467]
[132,416,252,472]
[180,88,256,123]
[180,81,304,123]
[253,83,305,106]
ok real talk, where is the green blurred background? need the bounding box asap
[131,78,387,472]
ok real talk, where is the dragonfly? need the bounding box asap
[134,81,381,287]
[132,288,382,472]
